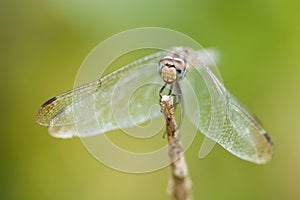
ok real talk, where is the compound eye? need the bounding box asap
[176,69,182,74]
[176,67,187,80]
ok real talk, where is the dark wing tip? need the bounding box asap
[36,96,58,125]
[41,96,57,108]
[263,133,273,146]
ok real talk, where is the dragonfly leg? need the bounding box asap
[169,84,173,95]
[159,83,175,100]
[174,81,182,105]
[174,82,184,131]
[159,82,183,138]
[159,83,168,98]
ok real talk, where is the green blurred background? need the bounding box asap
[1,0,300,199]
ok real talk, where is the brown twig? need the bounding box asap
[159,95,191,200]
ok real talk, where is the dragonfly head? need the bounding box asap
[158,56,187,84]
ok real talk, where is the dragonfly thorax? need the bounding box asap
[158,56,187,84]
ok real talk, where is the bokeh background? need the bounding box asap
[1,0,300,199]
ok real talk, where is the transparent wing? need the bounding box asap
[198,137,217,159]
[218,93,272,163]
[182,49,272,164]
[36,51,168,138]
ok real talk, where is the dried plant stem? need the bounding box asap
[160,95,191,200]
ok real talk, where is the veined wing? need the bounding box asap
[183,49,272,163]
[36,50,168,138]
[217,93,272,164]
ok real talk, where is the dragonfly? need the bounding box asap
[36,47,272,164]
